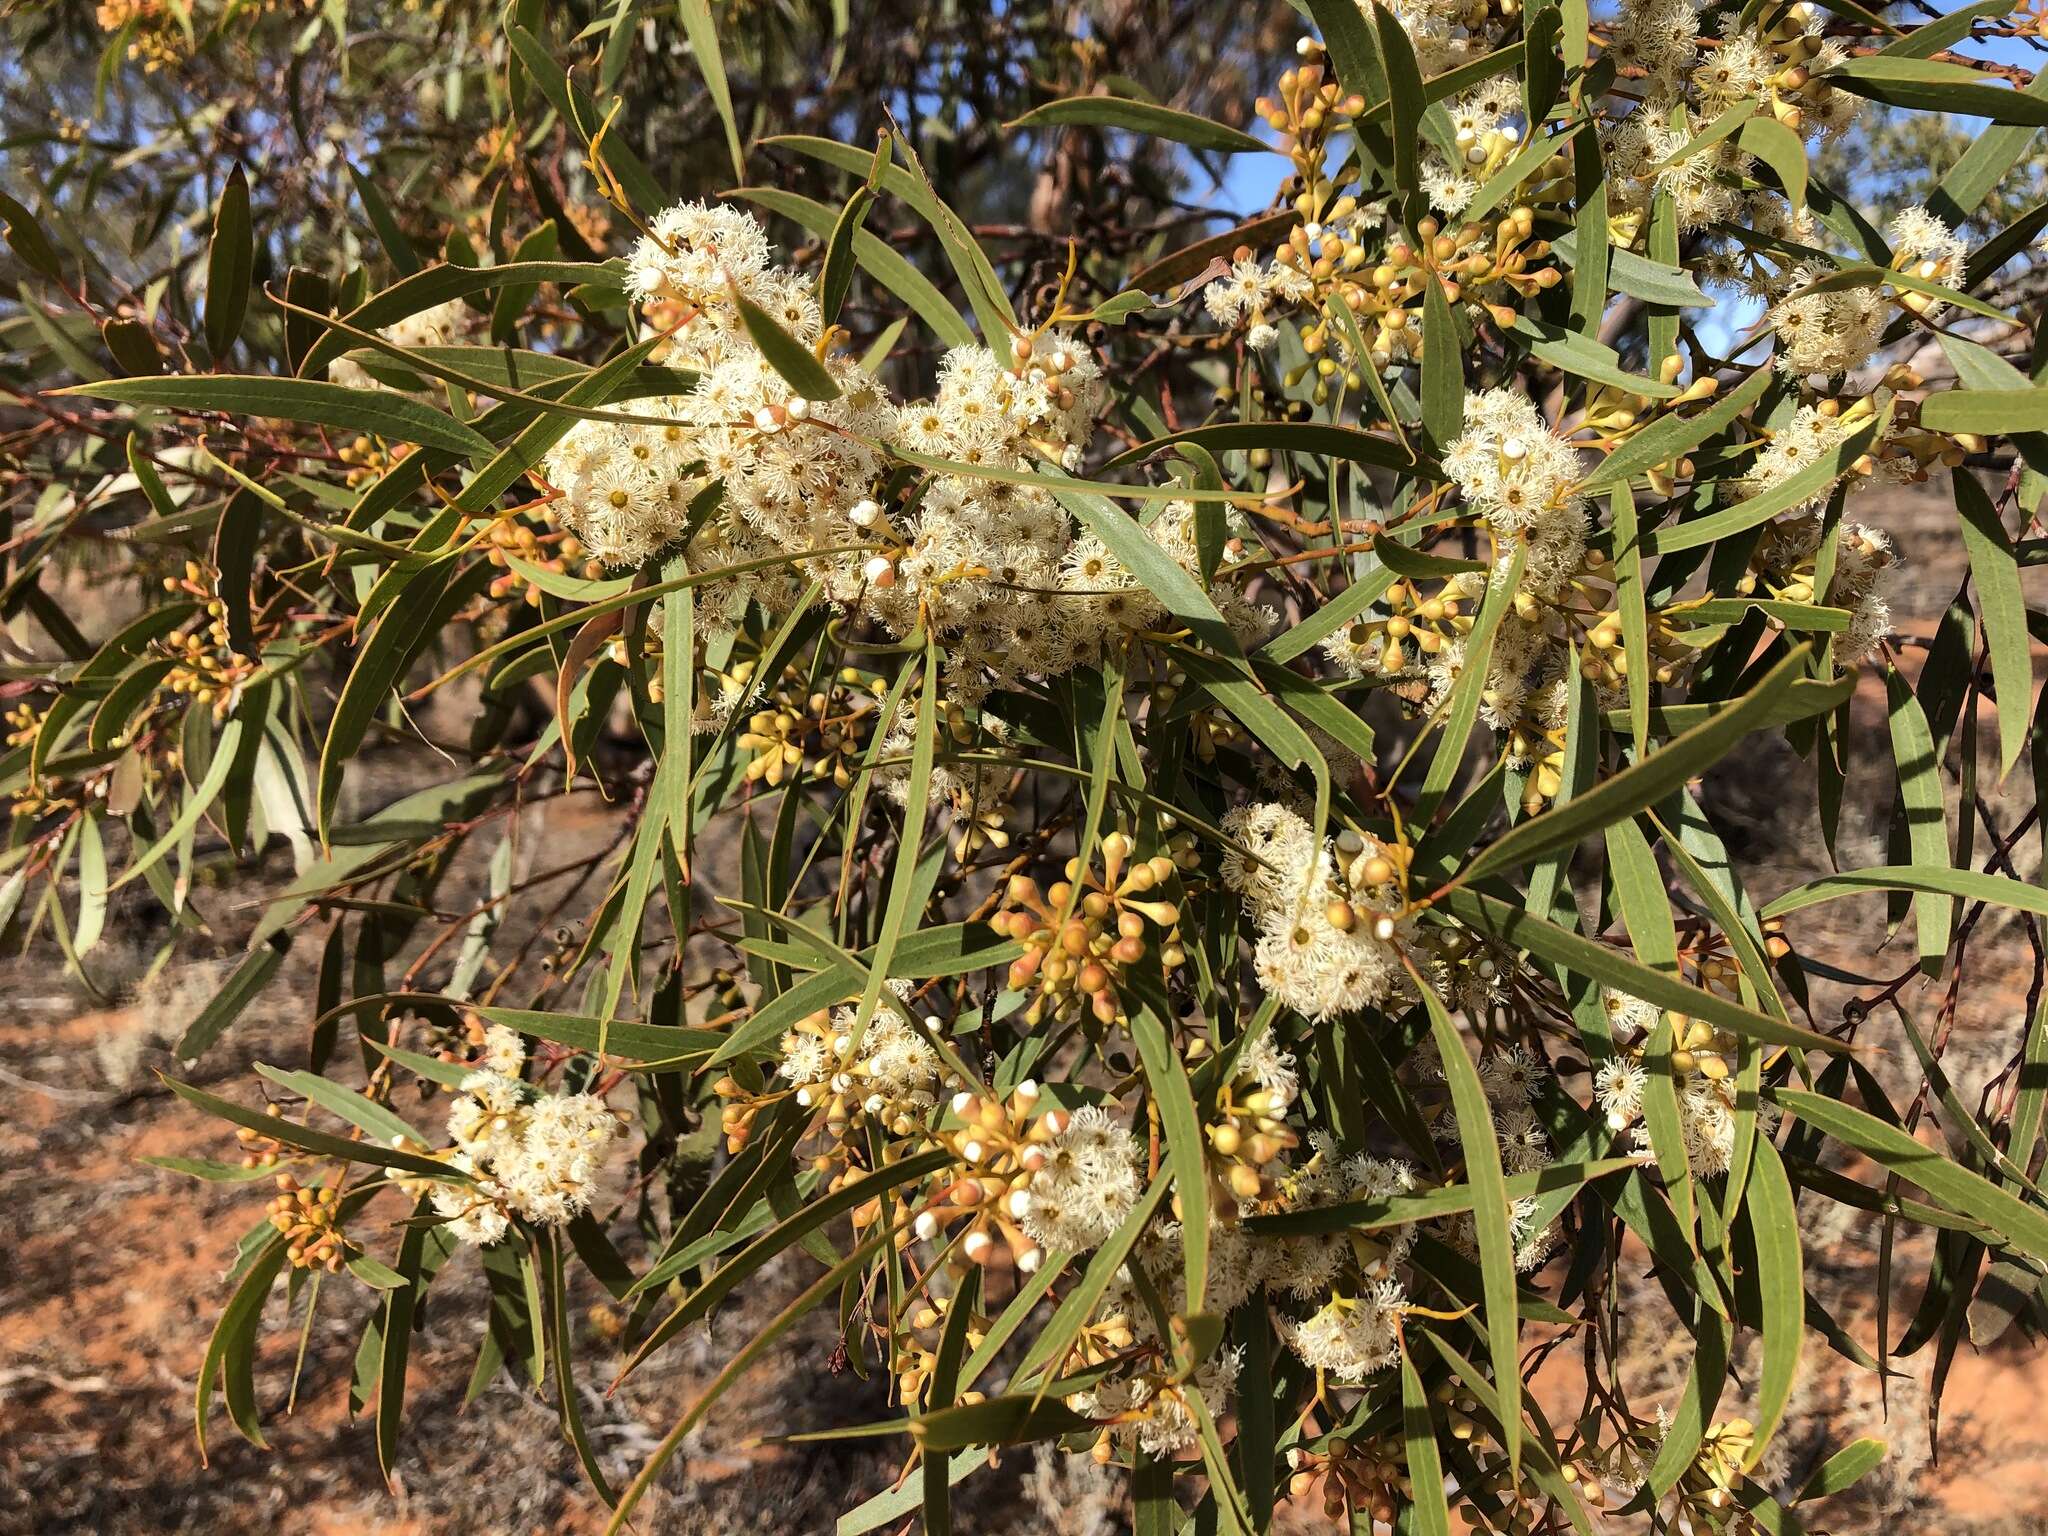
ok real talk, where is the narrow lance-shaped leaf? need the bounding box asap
[205,166,252,361]
[1412,963,1522,1475]
[1952,471,2035,778]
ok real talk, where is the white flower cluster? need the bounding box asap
[1738,400,1893,519]
[1015,1103,1145,1253]
[1886,207,1970,312]
[1593,990,1781,1178]
[1831,522,1902,664]
[1753,516,1900,664]
[1263,1132,1420,1304]
[1443,388,1587,595]
[1265,1132,1423,1380]
[327,298,474,391]
[1067,1348,1245,1458]
[1600,2,1854,234]
[540,203,1277,705]
[1768,265,1891,379]
[1420,77,1526,218]
[1436,389,1591,734]
[431,1031,622,1245]
[1219,802,1412,1020]
[1766,208,1965,378]
[776,985,943,1137]
[1284,1280,1408,1381]
[1434,1043,1562,1272]
[1203,256,1315,349]
[1376,0,1511,75]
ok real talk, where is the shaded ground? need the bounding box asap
[6,472,2048,1534]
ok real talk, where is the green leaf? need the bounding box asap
[1829,55,2048,125]
[820,183,876,329]
[1443,886,1848,1055]
[1514,316,1680,398]
[912,1392,1092,1452]
[1131,984,1210,1311]
[1738,116,1807,210]
[204,166,252,361]
[142,1154,281,1183]
[731,286,841,400]
[1773,1090,2048,1265]
[760,134,1015,349]
[1007,95,1270,154]
[1643,408,1885,556]
[1373,2,1425,195]
[1953,473,2033,778]
[1053,491,1310,770]
[1797,1436,1887,1501]
[1421,275,1462,449]
[317,560,454,843]
[176,934,293,1059]
[1415,540,1526,823]
[161,1074,461,1180]
[1580,366,1772,496]
[505,26,665,215]
[678,0,746,184]
[1400,1347,1454,1536]
[1460,644,1824,886]
[734,187,975,348]
[1415,972,1521,1474]
[102,316,162,376]
[1551,230,1708,308]
[1885,666,1952,973]
[254,1062,423,1148]
[1760,863,2048,922]
[0,191,66,284]
[56,375,495,458]
[348,163,422,275]
[1611,486,1650,755]
[295,258,621,380]
[1746,1136,1805,1465]
[375,1196,442,1486]
[196,1235,287,1460]
[73,812,107,955]
[115,718,244,891]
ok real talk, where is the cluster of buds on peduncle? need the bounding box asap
[1350,576,1473,679]
[1286,1434,1413,1527]
[909,1081,1061,1272]
[1152,670,1246,762]
[483,507,583,607]
[1674,1417,1757,1527]
[266,1172,352,1272]
[1281,210,1562,397]
[1258,43,1366,228]
[991,832,1195,1026]
[336,433,393,489]
[3,699,43,749]
[1740,515,1900,609]
[1728,3,1858,139]
[1418,921,1518,1012]
[734,664,881,789]
[1328,827,1413,939]
[232,1102,290,1169]
[895,1292,991,1410]
[1578,608,1697,699]
[1187,1035,1300,1206]
[1579,359,1722,452]
[156,561,259,718]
